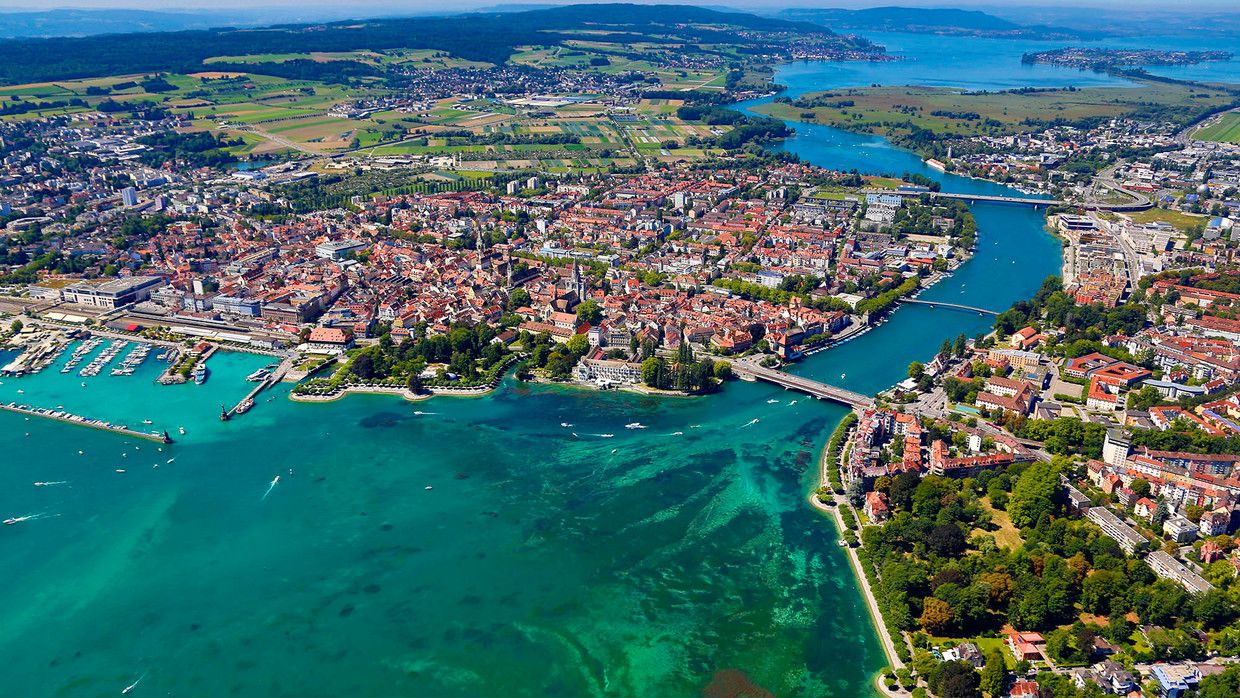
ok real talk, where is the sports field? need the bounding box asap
[1194,111,1240,144]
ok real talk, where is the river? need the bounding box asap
[0,31,1155,697]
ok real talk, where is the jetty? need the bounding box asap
[733,359,873,408]
[0,402,171,443]
[224,357,292,419]
[902,298,998,315]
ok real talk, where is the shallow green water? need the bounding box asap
[1,345,879,696]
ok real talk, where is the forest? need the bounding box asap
[859,458,1240,697]
[0,4,849,85]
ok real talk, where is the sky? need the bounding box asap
[1,1,1238,10]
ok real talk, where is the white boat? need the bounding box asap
[178,426,186,435]
[246,368,270,382]
[625,422,646,429]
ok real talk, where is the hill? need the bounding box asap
[780,6,1086,40]
[0,3,865,86]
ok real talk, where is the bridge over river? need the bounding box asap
[869,189,1150,212]
[902,298,998,316]
[733,359,874,409]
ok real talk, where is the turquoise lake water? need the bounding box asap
[0,30,1206,697]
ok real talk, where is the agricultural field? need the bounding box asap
[0,36,738,163]
[508,41,726,91]
[204,48,491,71]
[754,80,1240,139]
[1193,110,1240,144]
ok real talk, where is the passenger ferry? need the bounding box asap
[194,363,209,385]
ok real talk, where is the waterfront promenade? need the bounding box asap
[809,431,909,698]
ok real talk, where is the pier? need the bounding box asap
[902,298,999,315]
[224,358,292,419]
[734,360,873,408]
[0,402,171,443]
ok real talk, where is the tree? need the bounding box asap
[1081,569,1126,615]
[544,351,574,379]
[1198,664,1240,698]
[908,361,925,380]
[927,523,967,557]
[406,371,424,394]
[920,597,954,635]
[713,361,733,381]
[508,287,530,309]
[889,471,921,512]
[979,646,1006,698]
[929,660,980,698]
[575,299,602,325]
[847,479,866,507]
[641,357,667,389]
[564,333,589,357]
[351,352,375,379]
[1128,385,1162,411]
[1007,461,1060,528]
[9,319,21,333]
[953,333,968,358]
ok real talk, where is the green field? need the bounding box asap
[1194,111,1240,143]
[755,80,1240,140]
[1124,207,1208,233]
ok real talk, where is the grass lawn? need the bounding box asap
[977,497,1023,550]
[1124,207,1208,233]
[1193,111,1240,144]
[929,635,1015,669]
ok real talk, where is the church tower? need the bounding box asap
[571,260,587,301]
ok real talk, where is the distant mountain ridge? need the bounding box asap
[0,8,345,38]
[779,6,1089,40]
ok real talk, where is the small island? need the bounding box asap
[1022,47,1233,70]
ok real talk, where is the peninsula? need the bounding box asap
[1022,47,1235,70]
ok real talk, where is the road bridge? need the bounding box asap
[902,298,998,316]
[734,360,873,408]
[869,189,1150,212]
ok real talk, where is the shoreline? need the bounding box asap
[289,383,492,403]
[809,419,909,698]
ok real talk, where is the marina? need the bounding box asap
[78,340,129,377]
[109,343,152,377]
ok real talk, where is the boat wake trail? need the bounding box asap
[261,475,281,501]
